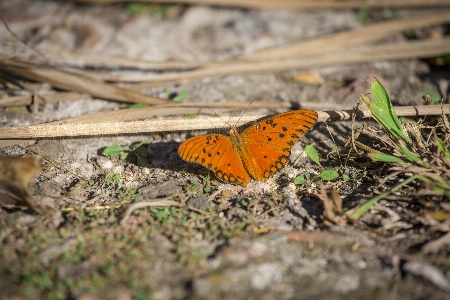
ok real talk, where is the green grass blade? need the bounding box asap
[368,153,405,163]
[397,146,421,163]
[436,137,450,159]
[350,175,420,219]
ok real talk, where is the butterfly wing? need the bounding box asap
[178,134,251,186]
[240,110,318,181]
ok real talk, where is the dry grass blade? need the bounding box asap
[243,10,450,61]
[47,51,204,71]
[0,104,448,140]
[0,107,257,139]
[0,92,89,107]
[74,0,450,9]
[0,57,168,105]
[109,37,450,84]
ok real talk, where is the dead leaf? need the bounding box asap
[0,156,42,211]
[315,184,347,226]
[428,211,450,221]
[295,71,323,85]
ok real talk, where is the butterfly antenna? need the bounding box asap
[234,100,254,127]
[206,106,232,128]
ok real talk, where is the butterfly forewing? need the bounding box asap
[241,110,318,181]
[178,134,251,186]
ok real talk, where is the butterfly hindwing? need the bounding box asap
[178,134,251,186]
[241,110,318,181]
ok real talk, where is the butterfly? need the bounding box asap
[178,110,318,186]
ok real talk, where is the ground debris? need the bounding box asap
[402,261,450,292]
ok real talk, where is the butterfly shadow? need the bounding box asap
[146,140,212,177]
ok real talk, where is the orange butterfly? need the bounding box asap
[178,110,318,186]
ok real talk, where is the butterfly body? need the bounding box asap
[178,110,318,186]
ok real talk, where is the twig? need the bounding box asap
[120,193,210,225]
[254,206,278,220]
[120,200,181,225]
[60,204,124,212]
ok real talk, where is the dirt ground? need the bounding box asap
[1,1,450,299]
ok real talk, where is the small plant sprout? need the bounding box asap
[103,139,152,168]
[360,76,411,144]
[350,76,450,219]
[421,92,441,105]
[295,144,340,185]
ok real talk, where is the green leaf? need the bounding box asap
[173,90,189,102]
[131,139,153,150]
[126,3,150,15]
[239,198,249,207]
[355,8,371,24]
[342,174,350,182]
[119,152,129,160]
[361,77,411,143]
[428,54,450,67]
[183,114,198,119]
[103,145,127,156]
[305,172,311,181]
[294,175,305,185]
[151,4,173,17]
[135,154,149,168]
[190,180,201,189]
[421,92,441,105]
[129,103,149,108]
[319,169,339,181]
[305,144,321,167]
[368,153,405,163]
